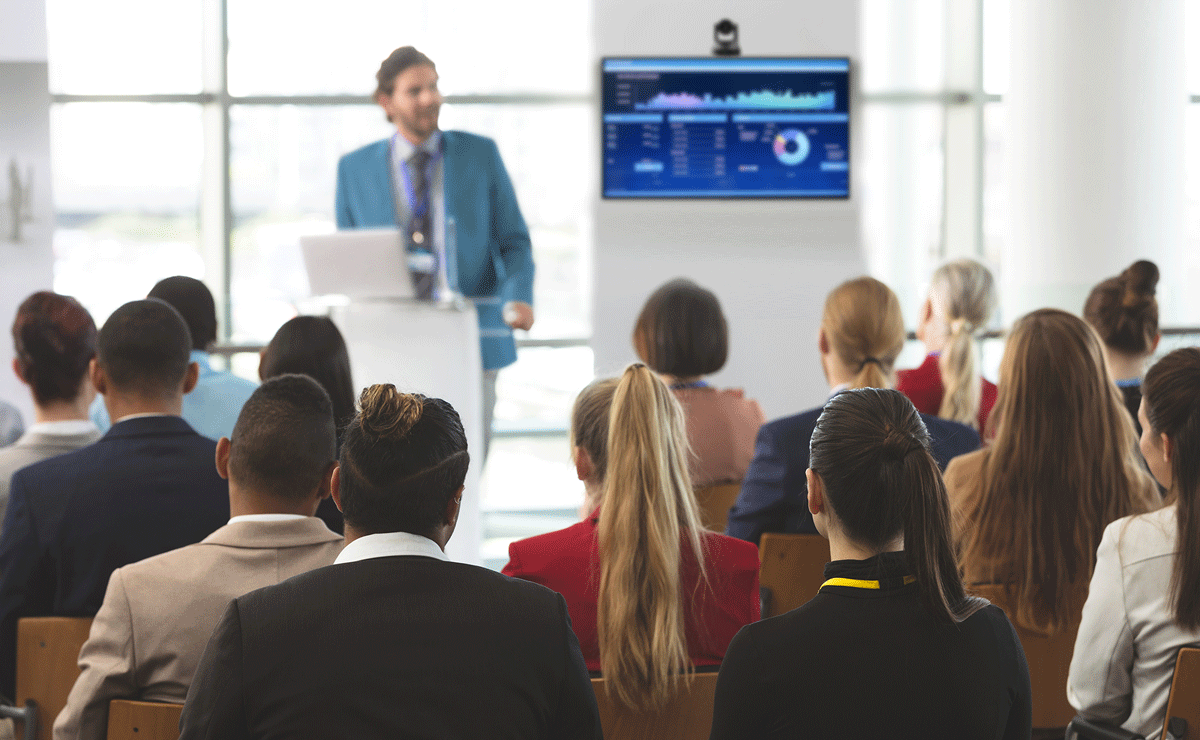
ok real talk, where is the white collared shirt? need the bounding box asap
[334,531,448,565]
[112,412,174,423]
[227,513,308,525]
[26,420,98,436]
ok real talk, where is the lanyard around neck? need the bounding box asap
[391,132,441,217]
[820,575,916,591]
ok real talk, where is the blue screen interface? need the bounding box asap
[602,58,850,198]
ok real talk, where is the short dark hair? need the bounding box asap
[339,384,468,537]
[633,278,729,378]
[228,375,336,502]
[148,276,217,350]
[259,317,355,435]
[11,292,97,406]
[1083,260,1159,356]
[97,299,193,397]
[374,45,436,98]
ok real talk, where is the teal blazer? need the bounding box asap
[335,131,534,370]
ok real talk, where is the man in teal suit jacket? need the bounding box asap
[334,46,535,376]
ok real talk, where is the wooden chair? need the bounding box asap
[106,700,183,740]
[694,483,741,532]
[1067,648,1200,740]
[757,533,829,618]
[591,672,719,740]
[0,617,94,740]
[971,584,1078,731]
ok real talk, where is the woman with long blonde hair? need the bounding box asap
[898,259,998,434]
[504,364,760,711]
[726,277,981,545]
[946,309,1160,634]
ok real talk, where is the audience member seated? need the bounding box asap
[504,365,760,708]
[709,389,1031,739]
[54,374,343,740]
[0,298,230,699]
[946,308,1159,634]
[0,400,22,448]
[0,292,101,519]
[726,277,980,545]
[897,258,998,434]
[1068,348,1200,740]
[632,278,764,487]
[178,385,601,739]
[91,276,257,440]
[259,315,355,534]
[1083,259,1160,435]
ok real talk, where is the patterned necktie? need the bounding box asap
[407,148,435,300]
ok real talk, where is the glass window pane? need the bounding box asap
[859,0,946,93]
[51,103,205,325]
[229,103,591,342]
[982,0,1010,95]
[227,0,589,96]
[1189,0,1200,94]
[982,103,1007,313]
[1180,105,1200,324]
[45,0,204,94]
[859,103,945,326]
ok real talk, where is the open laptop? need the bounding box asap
[300,229,414,299]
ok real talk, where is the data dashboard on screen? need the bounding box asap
[602,57,850,199]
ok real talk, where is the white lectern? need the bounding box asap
[330,299,483,565]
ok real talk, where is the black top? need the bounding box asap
[1120,382,1143,437]
[709,552,1032,740]
[179,555,602,740]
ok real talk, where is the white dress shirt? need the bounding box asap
[227,513,308,525]
[334,531,449,565]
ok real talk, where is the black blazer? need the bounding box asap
[0,415,229,697]
[179,555,603,740]
[726,405,981,544]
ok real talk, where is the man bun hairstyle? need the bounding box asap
[97,299,192,397]
[147,276,218,351]
[228,374,336,503]
[1083,259,1160,357]
[338,384,469,536]
[11,291,97,406]
[809,388,985,624]
[633,278,729,379]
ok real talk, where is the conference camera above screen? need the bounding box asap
[601,57,851,199]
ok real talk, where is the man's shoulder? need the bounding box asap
[442,130,498,157]
[762,407,823,442]
[11,440,101,487]
[338,138,390,168]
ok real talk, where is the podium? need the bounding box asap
[330,299,483,565]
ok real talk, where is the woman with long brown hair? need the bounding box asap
[710,389,1030,739]
[503,364,759,711]
[946,308,1160,634]
[1068,348,1200,740]
[727,277,981,545]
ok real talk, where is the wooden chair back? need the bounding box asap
[591,672,719,740]
[1162,647,1200,740]
[758,533,829,618]
[694,483,741,532]
[106,700,183,740]
[971,584,1078,729]
[15,617,93,740]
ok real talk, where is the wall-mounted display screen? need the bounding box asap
[601,57,850,199]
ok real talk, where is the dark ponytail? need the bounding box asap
[1142,348,1200,629]
[810,388,986,624]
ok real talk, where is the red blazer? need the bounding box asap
[502,510,760,672]
[897,353,997,435]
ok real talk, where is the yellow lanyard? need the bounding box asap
[820,575,916,591]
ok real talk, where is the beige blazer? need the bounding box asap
[53,517,343,740]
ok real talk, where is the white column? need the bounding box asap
[1004,0,1187,323]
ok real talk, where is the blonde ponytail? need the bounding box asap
[929,260,995,430]
[822,278,905,390]
[596,363,707,711]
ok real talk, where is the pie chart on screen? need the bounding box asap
[774,129,810,166]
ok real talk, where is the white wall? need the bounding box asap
[592,0,862,420]
[1,0,54,424]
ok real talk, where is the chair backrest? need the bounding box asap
[1162,647,1200,740]
[15,617,94,740]
[694,483,741,532]
[758,533,829,618]
[970,584,1079,729]
[106,700,183,740]
[590,672,719,740]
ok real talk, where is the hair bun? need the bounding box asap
[1120,260,1159,309]
[357,384,424,440]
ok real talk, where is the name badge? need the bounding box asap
[408,252,436,273]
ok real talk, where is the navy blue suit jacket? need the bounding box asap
[725,406,980,545]
[0,416,229,697]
